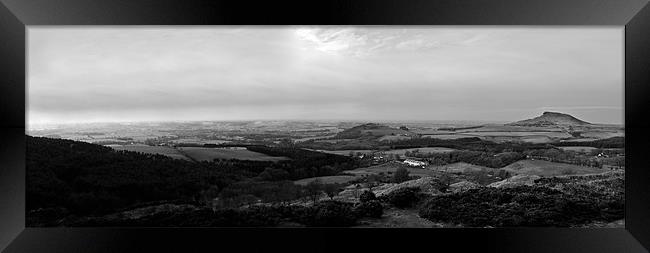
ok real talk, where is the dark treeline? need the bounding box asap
[437,125,484,131]
[410,150,527,168]
[202,143,260,148]
[297,136,553,152]
[386,137,553,153]
[553,137,624,149]
[418,183,623,227]
[386,137,548,168]
[388,137,617,169]
[174,142,269,147]
[247,145,359,179]
[26,136,357,220]
[297,141,382,151]
[27,136,250,216]
[523,148,606,168]
[68,200,377,227]
[413,148,610,169]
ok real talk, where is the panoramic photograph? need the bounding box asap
[26,27,624,227]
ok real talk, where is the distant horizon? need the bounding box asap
[28,118,509,127]
[26,110,625,131]
[28,27,623,126]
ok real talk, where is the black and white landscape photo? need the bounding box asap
[26,27,624,227]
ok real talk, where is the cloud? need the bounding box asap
[295,28,446,56]
[28,27,623,125]
[538,106,623,111]
[395,39,440,50]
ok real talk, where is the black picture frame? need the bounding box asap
[1,0,649,252]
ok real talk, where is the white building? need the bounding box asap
[403,159,427,167]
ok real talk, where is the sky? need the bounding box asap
[28,27,624,126]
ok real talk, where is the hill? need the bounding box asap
[508,111,591,127]
[335,123,416,139]
[26,136,359,221]
[26,135,230,217]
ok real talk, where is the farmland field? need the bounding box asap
[108,144,190,160]
[382,147,456,156]
[455,125,561,132]
[430,162,493,173]
[378,135,412,142]
[559,146,599,153]
[422,134,477,140]
[293,175,358,186]
[580,131,624,139]
[294,134,337,142]
[519,135,554,143]
[410,129,454,135]
[178,147,290,162]
[560,138,599,142]
[347,161,439,178]
[169,138,231,145]
[502,159,604,176]
[313,139,356,144]
[358,128,413,136]
[305,149,375,156]
[462,131,571,138]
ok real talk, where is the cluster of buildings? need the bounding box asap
[357,153,429,168]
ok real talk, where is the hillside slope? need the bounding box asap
[501,159,604,176]
[508,111,591,126]
[335,123,416,139]
[26,136,232,217]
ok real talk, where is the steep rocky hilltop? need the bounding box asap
[508,112,591,126]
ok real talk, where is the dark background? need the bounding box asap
[1,0,649,252]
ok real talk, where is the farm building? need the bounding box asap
[403,159,428,167]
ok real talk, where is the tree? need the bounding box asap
[494,169,511,180]
[591,160,601,169]
[278,138,295,148]
[308,201,357,227]
[218,193,258,208]
[392,168,410,183]
[366,174,383,190]
[354,200,383,218]
[437,173,453,191]
[319,165,339,176]
[258,167,290,181]
[305,179,324,204]
[468,169,491,185]
[323,183,343,200]
[359,190,377,203]
[262,181,299,204]
[590,148,603,156]
[353,184,362,199]
[614,156,625,169]
[386,187,421,208]
[199,185,220,208]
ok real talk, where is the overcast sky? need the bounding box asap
[28,27,623,126]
